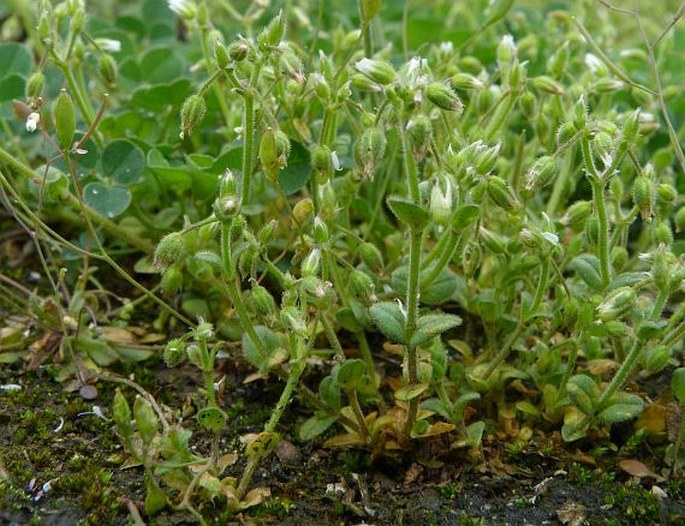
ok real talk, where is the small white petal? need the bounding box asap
[25,112,40,133]
[331,151,342,171]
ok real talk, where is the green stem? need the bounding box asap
[241,92,256,205]
[526,256,551,318]
[348,389,370,442]
[236,353,306,500]
[482,322,525,381]
[405,229,422,431]
[558,337,580,400]
[546,146,575,217]
[597,338,643,408]
[650,289,669,320]
[485,91,516,142]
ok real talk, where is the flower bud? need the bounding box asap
[585,216,599,246]
[675,206,685,233]
[426,82,462,111]
[355,126,386,178]
[292,197,314,226]
[25,72,45,101]
[257,219,278,245]
[556,121,577,146]
[349,269,376,302]
[429,175,453,226]
[450,73,484,91]
[355,58,395,85]
[632,174,654,222]
[168,0,197,20]
[351,73,382,93]
[524,155,557,192]
[360,0,382,22]
[186,344,204,369]
[621,108,641,145]
[98,54,117,86]
[462,241,481,278]
[180,94,206,139]
[475,143,501,175]
[656,183,677,204]
[479,227,506,254]
[259,128,290,183]
[312,144,333,183]
[611,246,628,271]
[164,338,186,367]
[54,89,75,151]
[546,42,569,78]
[532,75,565,95]
[154,232,187,270]
[573,96,587,130]
[652,221,673,246]
[313,217,329,244]
[219,169,238,197]
[301,247,321,277]
[160,265,184,295]
[213,195,241,223]
[280,306,307,336]
[407,115,432,159]
[518,90,536,116]
[476,87,495,114]
[645,345,670,375]
[228,39,249,62]
[486,176,517,212]
[214,40,230,69]
[591,131,614,168]
[69,8,85,35]
[360,242,384,273]
[251,284,277,318]
[258,9,285,49]
[497,34,517,67]
[562,200,592,230]
[596,286,636,322]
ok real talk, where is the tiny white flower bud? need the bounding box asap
[26,112,40,133]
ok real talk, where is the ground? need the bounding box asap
[1,359,684,526]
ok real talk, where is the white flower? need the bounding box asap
[95,38,121,53]
[331,151,343,171]
[168,0,196,19]
[25,112,40,133]
[439,41,454,54]
[355,58,375,76]
[584,53,605,74]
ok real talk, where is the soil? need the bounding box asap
[2,359,685,526]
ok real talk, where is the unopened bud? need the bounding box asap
[312,144,333,183]
[280,306,307,336]
[313,217,329,244]
[360,242,384,273]
[292,197,314,226]
[355,126,387,179]
[349,269,376,302]
[214,41,230,69]
[407,115,432,159]
[54,89,75,151]
[633,174,654,222]
[652,221,673,246]
[154,232,187,270]
[228,39,249,62]
[258,9,286,49]
[450,73,484,91]
[360,0,382,22]
[573,96,587,130]
[98,54,117,86]
[486,176,518,212]
[497,34,517,66]
[426,82,462,111]
[596,286,636,322]
[556,121,577,146]
[355,58,395,85]
[301,247,321,277]
[164,338,186,367]
[258,219,278,245]
[532,75,565,95]
[429,175,453,226]
[213,195,241,223]
[675,206,685,233]
[474,143,501,175]
[251,285,277,318]
[562,200,592,230]
[25,72,45,101]
[592,78,624,93]
[160,265,184,295]
[657,183,677,204]
[524,155,557,192]
[180,94,206,139]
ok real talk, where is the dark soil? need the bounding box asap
[2,360,685,526]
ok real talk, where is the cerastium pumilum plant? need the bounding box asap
[1,0,683,521]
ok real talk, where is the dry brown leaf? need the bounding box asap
[557,500,587,526]
[636,402,667,437]
[619,459,665,481]
[587,358,619,376]
[101,327,136,344]
[403,463,423,485]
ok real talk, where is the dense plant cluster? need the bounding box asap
[0,0,684,521]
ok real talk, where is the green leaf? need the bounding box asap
[410,313,462,347]
[144,475,167,516]
[83,182,131,218]
[335,306,362,332]
[0,74,25,103]
[319,375,341,410]
[102,139,145,185]
[570,254,603,290]
[636,320,668,340]
[197,407,228,432]
[0,43,33,79]
[77,336,119,366]
[566,374,598,416]
[131,79,192,111]
[422,268,458,305]
[386,196,430,229]
[451,204,481,230]
[148,149,192,192]
[278,141,311,195]
[598,393,644,423]
[299,414,338,441]
[139,47,184,83]
[395,383,429,401]
[672,368,685,406]
[337,359,367,390]
[242,325,280,372]
[369,301,406,343]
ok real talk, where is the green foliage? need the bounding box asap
[1,0,684,522]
